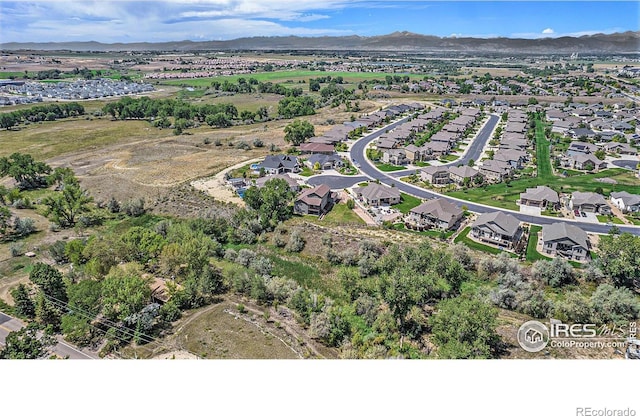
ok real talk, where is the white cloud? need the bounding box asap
[542,28,554,34]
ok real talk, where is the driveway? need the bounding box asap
[611,159,639,170]
[306,175,368,190]
[519,205,541,216]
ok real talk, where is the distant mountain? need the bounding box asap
[2,31,639,54]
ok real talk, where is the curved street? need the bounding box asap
[348,112,640,236]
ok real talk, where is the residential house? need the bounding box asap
[420,166,450,185]
[569,128,597,140]
[610,191,640,213]
[299,142,335,155]
[564,153,607,171]
[257,155,300,175]
[470,211,523,249]
[541,222,591,261]
[519,186,560,209]
[305,153,344,170]
[566,142,598,156]
[493,149,527,169]
[294,184,335,216]
[253,174,300,192]
[603,142,638,155]
[569,191,611,214]
[382,149,408,165]
[448,165,481,185]
[406,198,463,231]
[479,160,512,182]
[423,141,451,158]
[353,183,401,207]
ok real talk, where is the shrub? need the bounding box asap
[9,243,24,257]
[235,248,257,267]
[236,141,251,150]
[48,240,68,264]
[13,217,36,237]
[285,230,305,253]
[346,199,355,209]
[122,198,145,217]
[590,284,639,326]
[252,138,264,148]
[532,258,574,288]
[107,197,120,214]
[223,248,238,262]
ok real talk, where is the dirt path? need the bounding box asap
[191,157,262,206]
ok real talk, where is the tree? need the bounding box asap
[430,297,501,359]
[29,262,67,303]
[42,183,93,228]
[0,324,53,359]
[590,284,639,326]
[0,205,10,237]
[47,167,78,188]
[283,120,315,146]
[243,178,295,230]
[597,233,640,289]
[531,257,575,287]
[0,112,17,130]
[0,153,52,189]
[11,283,35,319]
[206,113,232,128]
[101,265,152,321]
[467,159,475,167]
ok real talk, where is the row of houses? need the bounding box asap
[0,78,154,102]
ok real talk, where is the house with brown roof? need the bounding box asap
[299,142,335,155]
[294,184,335,216]
[253,174,300,192]
[406,198,463,231]
[420,166,450,185]
[479,160,512,182]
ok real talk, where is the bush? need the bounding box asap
[249,256,273,276]
[9,243,24,257]
[13,217,36,237]
[590,284,639,326]
[223,248,238,262]
[285,230,306,253]
[532,258,574,288]
[235,248,257,268]
[346,199,355,209]
[159,301,181,323]
[236,141,251,150]
[252,138,264,148]
[48,240,68,264]
[122,198,145,217]
[107,197,120,214]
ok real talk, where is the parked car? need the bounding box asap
[574,209,580,216]
[581,212,587,218]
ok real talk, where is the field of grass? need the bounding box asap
[158,70,425,88]
[298,167,316,177]
[447,168,640,211]
[375,163,407,172]
[440,154,459,162]
[320,203,365,226]
[395,192,423,214]
[526,225,552,262]
[534,117,553,180]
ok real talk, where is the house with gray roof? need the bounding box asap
[448,165,481,185]
[610,191,640,213]
[470,211,523,249]
[257,155,300,175]
[566,142,598,156]
[563,153,607,171]
[569,191,611,214]
[382,149,408,165]
[353,183,401,207]
[519,186,560,209]
[541,222,590,261]
[479,160,512,182]
[406,198,463,231]
[305,153,344,170]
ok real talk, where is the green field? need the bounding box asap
[453,226,507,255]
[158,70,425,88]
[396,192,423,214]
[535,116,553,180]
[321,203,365,226]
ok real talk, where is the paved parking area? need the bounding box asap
[519,205,541,215]
[306,174,367,189]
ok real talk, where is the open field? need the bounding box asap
[534,117,553,180]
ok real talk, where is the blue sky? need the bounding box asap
[0,1,638,43]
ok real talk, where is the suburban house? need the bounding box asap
[405,198,463,231]
[299,142,335,155]
[479,160,512,182]
[470,211,523,249]
[563,153,608,171]
[257,155,300,175]
[566,142,598,156]
[569,191,612,214]
[253,174,300,192]
[541,222,591,261]
[610,191,640,213]
[294,184,335,216]
[420,166,450,185]
[305,153,344,170]
[353,183,401,207]
[603,142,638,155]
[382,149,408,165]
[448,165,481,185]
[519,186,560,209]
[493,149,528,169]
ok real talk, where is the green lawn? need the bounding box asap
[535,116,553,180]
[447,168,640,211]
[526,225,552,262]
[453,227,511,255]
[375,163,407,172]
[321,203,365,225]
[298,167,316,177]
[414,161,431,167]
[597,215,624,224]
[395,193,423,214]
[440,154,459,162]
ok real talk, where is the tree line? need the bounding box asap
[0,102,85,130]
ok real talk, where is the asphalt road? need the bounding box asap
[0,311,97,359]
[349,113,640,236]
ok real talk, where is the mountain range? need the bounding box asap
[1,31,639,54]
